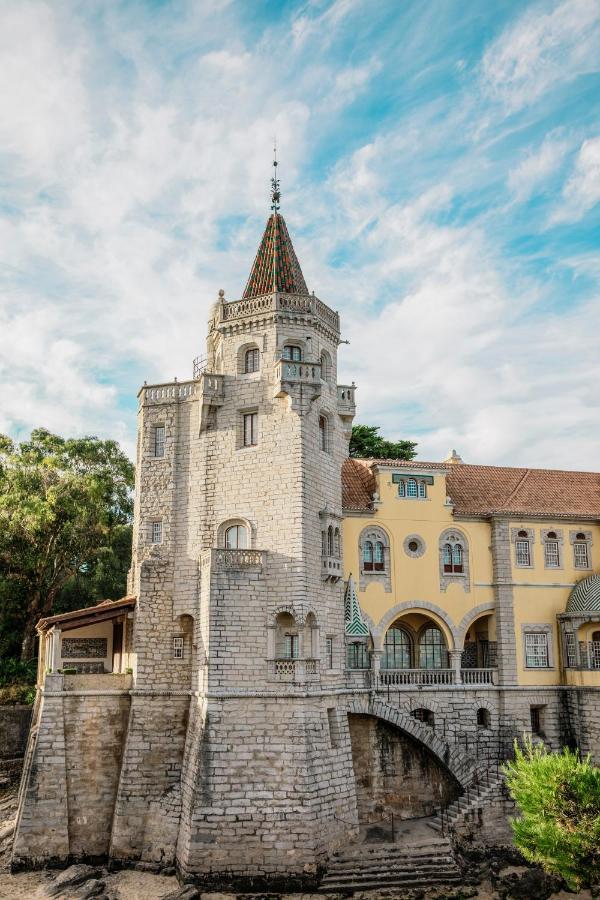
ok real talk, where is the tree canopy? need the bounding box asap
[0,429,134,661]
[503,740,600,890]
[349,425,417,461]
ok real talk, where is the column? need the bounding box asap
[448,649,463,684]
[50,628,61,672]
[370,648,382,690]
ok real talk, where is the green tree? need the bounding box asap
[349,425,417,460]
[0,429,134,660]
[503,740,600,890]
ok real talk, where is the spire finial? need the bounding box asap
[271,139,280,212]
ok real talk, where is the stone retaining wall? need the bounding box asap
[0,706,32,760]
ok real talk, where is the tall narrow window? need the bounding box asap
[363,540,374,572]
[327,526,334,556]
[382,626,412,669]
[283,345,302,361]
[151,521,162,544]
[374,541,384,571]
[347,641,370,669]
[225,525,248,549]
[574,534,590,568]
[321,531,327,555]
[243,412,258,446]
[544,534,560,568]
[525,633,549,668]
[419,626,447,669]
[452,544,463,573]
[319,415,328,452]
[397,480,406,497]
[284,633,299,659]
[173,636,184,659]
[154,425,165,458]
[516,531,531,567]
[407,478,418,498]
[443,544,453,573]
[417,480,427,498]
[334,528,341,557]
[326,637,334,669]
[565,632,576,667]
[244,348,260,373]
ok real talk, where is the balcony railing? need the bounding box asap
[337,384,356,413]
[569,640,600,670]
[268,658,320,681]
[274,359,322,383]
[461,668,495,685]
[220,292,340,333]
[322,554,342,581]
[379,668,455,686]
[142,381,196,403]
[213,549,264,571]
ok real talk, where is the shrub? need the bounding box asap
[503,739,600,890]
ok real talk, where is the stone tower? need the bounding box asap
[109,183,359,885]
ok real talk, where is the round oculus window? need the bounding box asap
[408,540,419,552]
[404,535,425,558]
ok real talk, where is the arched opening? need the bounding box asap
[461,612,497,670]
[381,614,452,674]
[418,626,448,669]
[382,626,412,669]
[411,707,435,727]
[320,349,332,382]
[244,347,260,373]
[347,713,460,829]
[477,707,491,728]
[274,612,299,660]
[225,523,248,549]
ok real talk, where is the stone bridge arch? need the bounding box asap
[345,695,474,790]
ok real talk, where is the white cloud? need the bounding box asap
[508,132,570,201]
[481,0,600,112]
[549,136,600,224]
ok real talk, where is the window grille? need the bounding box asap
[544,540,559,567]
[574,541,590,568]
[225,524,247,549]
[363,540,374,571]
[284,634,299,659]
[151,521,162,544]
[382,626,412,669]
[516,540,531,566]
[326,637,334,670]
[417,480,427,498]
[347,641,370,669]
[173,636,184,659]
[374,541,384,571]
[154,425,165,458]
[283,345,301,361]
[590,640,600,670]
[243,412,258,446]
[565,632,576,668]
[398,480,406,497]
[407,478,418,497]
[525,632,549,668]
[419,626,447,669]
[245,348,260,373]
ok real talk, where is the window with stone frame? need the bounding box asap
[326,637,334,669]
[512,528,534,567]
[284,633,299,659]
[524,632,549,668]
[282,344,302,361]
[151,520,163,544]
[319,414,329,452]
[243,412,258,447]
[244,347,260,373]
[439,529,470,593]
[225,524,248,549]
[346,640,370,669]
[358,526,391,591]
[394,473,432,499]
[572,531,592,569]
[173,636,184,659]
[542,529,563,568]
[153,425,165,458]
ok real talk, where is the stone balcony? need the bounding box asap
[337,384,356,416]
[322,554,342,582]
[377,668,496,687]
[213,548,265,572]
[268,658,320,682]
[273,358,322,400]
[140,380,197,406]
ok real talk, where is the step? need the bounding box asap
[320,873,462,892]
[330,845,454,864]
[327,857,457,875]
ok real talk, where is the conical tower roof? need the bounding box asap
[243,212,309,299]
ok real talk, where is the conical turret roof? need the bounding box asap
[243,212,309,299]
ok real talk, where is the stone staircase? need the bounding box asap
[428,770,505,834]
[319,836,462,893]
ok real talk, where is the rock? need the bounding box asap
[162,887,201,900]
[76,880,106,899]
[0,820,15,841]
[497,867,564,899]
[46,864,104,896]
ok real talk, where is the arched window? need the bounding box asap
[419,626,447,669]
[283,345,302,361]
[374,540,384,571]
[382,626,412,669]
[574,532,590,568]
[407,478,418,497]
[363,540,374,571]
[334,528,341,558]
[515,530,531,567]
[319,415,328,452]
[327,525,334,556]
[320,350,332,382]
[244,347,260,373]
[441,532,466,575]
[477,708,491,728]
[398,480,406,497]
[418,480,427,498]
[225,524,248,549]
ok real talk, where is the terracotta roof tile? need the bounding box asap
[342,459,376,511]
[341,458,600,519]
[243,213,309,299]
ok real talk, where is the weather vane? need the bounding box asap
[271,139,280,212]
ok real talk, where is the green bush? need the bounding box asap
[503,739,600,890]
[0,657,37,687]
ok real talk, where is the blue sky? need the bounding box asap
[0,0,599,468]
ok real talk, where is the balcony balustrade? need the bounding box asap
[461,668,495,685]
[337,384,356,414]
[321,554,342,582]
[379,668,455,686]
[268,658,320,681]
[220,292,340,332]
[213,549,264,571]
